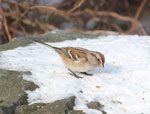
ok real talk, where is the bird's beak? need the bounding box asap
[99,63,104,67]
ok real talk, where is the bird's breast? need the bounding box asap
[60,55,97,72]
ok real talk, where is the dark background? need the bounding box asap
[0,0,150,44]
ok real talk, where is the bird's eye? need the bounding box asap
[97,58,100,61]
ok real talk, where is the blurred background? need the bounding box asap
[0,0,150,44]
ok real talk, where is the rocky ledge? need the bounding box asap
[0,30,107,114]
[0,69,38,114]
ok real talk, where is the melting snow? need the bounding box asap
[0,35,150,114]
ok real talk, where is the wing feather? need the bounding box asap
[60,47,88,61]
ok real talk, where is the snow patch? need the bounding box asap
[0,35,150,114]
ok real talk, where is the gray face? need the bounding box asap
[95,53,102,64]
[87,52,102,66]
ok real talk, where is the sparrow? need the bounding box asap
[31,39,105,78]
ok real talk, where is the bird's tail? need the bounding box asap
[31,39,60,51]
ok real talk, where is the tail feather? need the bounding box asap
[31,39,67,56]
[31,39,60,50]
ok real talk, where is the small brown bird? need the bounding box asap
[32,40,105,78]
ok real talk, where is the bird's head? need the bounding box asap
[95,52,105,67]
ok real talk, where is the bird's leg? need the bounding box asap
[80,72,93,76]
[68,69,82,78]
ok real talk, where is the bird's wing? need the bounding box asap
[60,47,88,61]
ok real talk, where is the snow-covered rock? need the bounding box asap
[0,30,150,114]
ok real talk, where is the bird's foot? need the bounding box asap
[80,72,93,76]
[68,69,82,78]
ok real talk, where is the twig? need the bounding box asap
[124,0,130,14]
[13,6,32,37]
[5,0,148,39]
[68,0,84,13]
[128,0,147,35]
[83,9,146,35]
[0,6,12,41]
[109,0,116,10]
[13,4,146,36]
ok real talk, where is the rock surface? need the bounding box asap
[16,96,85,114]
[0,69,38,114]
[87,101,107,114]
[0,109,3,114]
[0,29,100,51]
